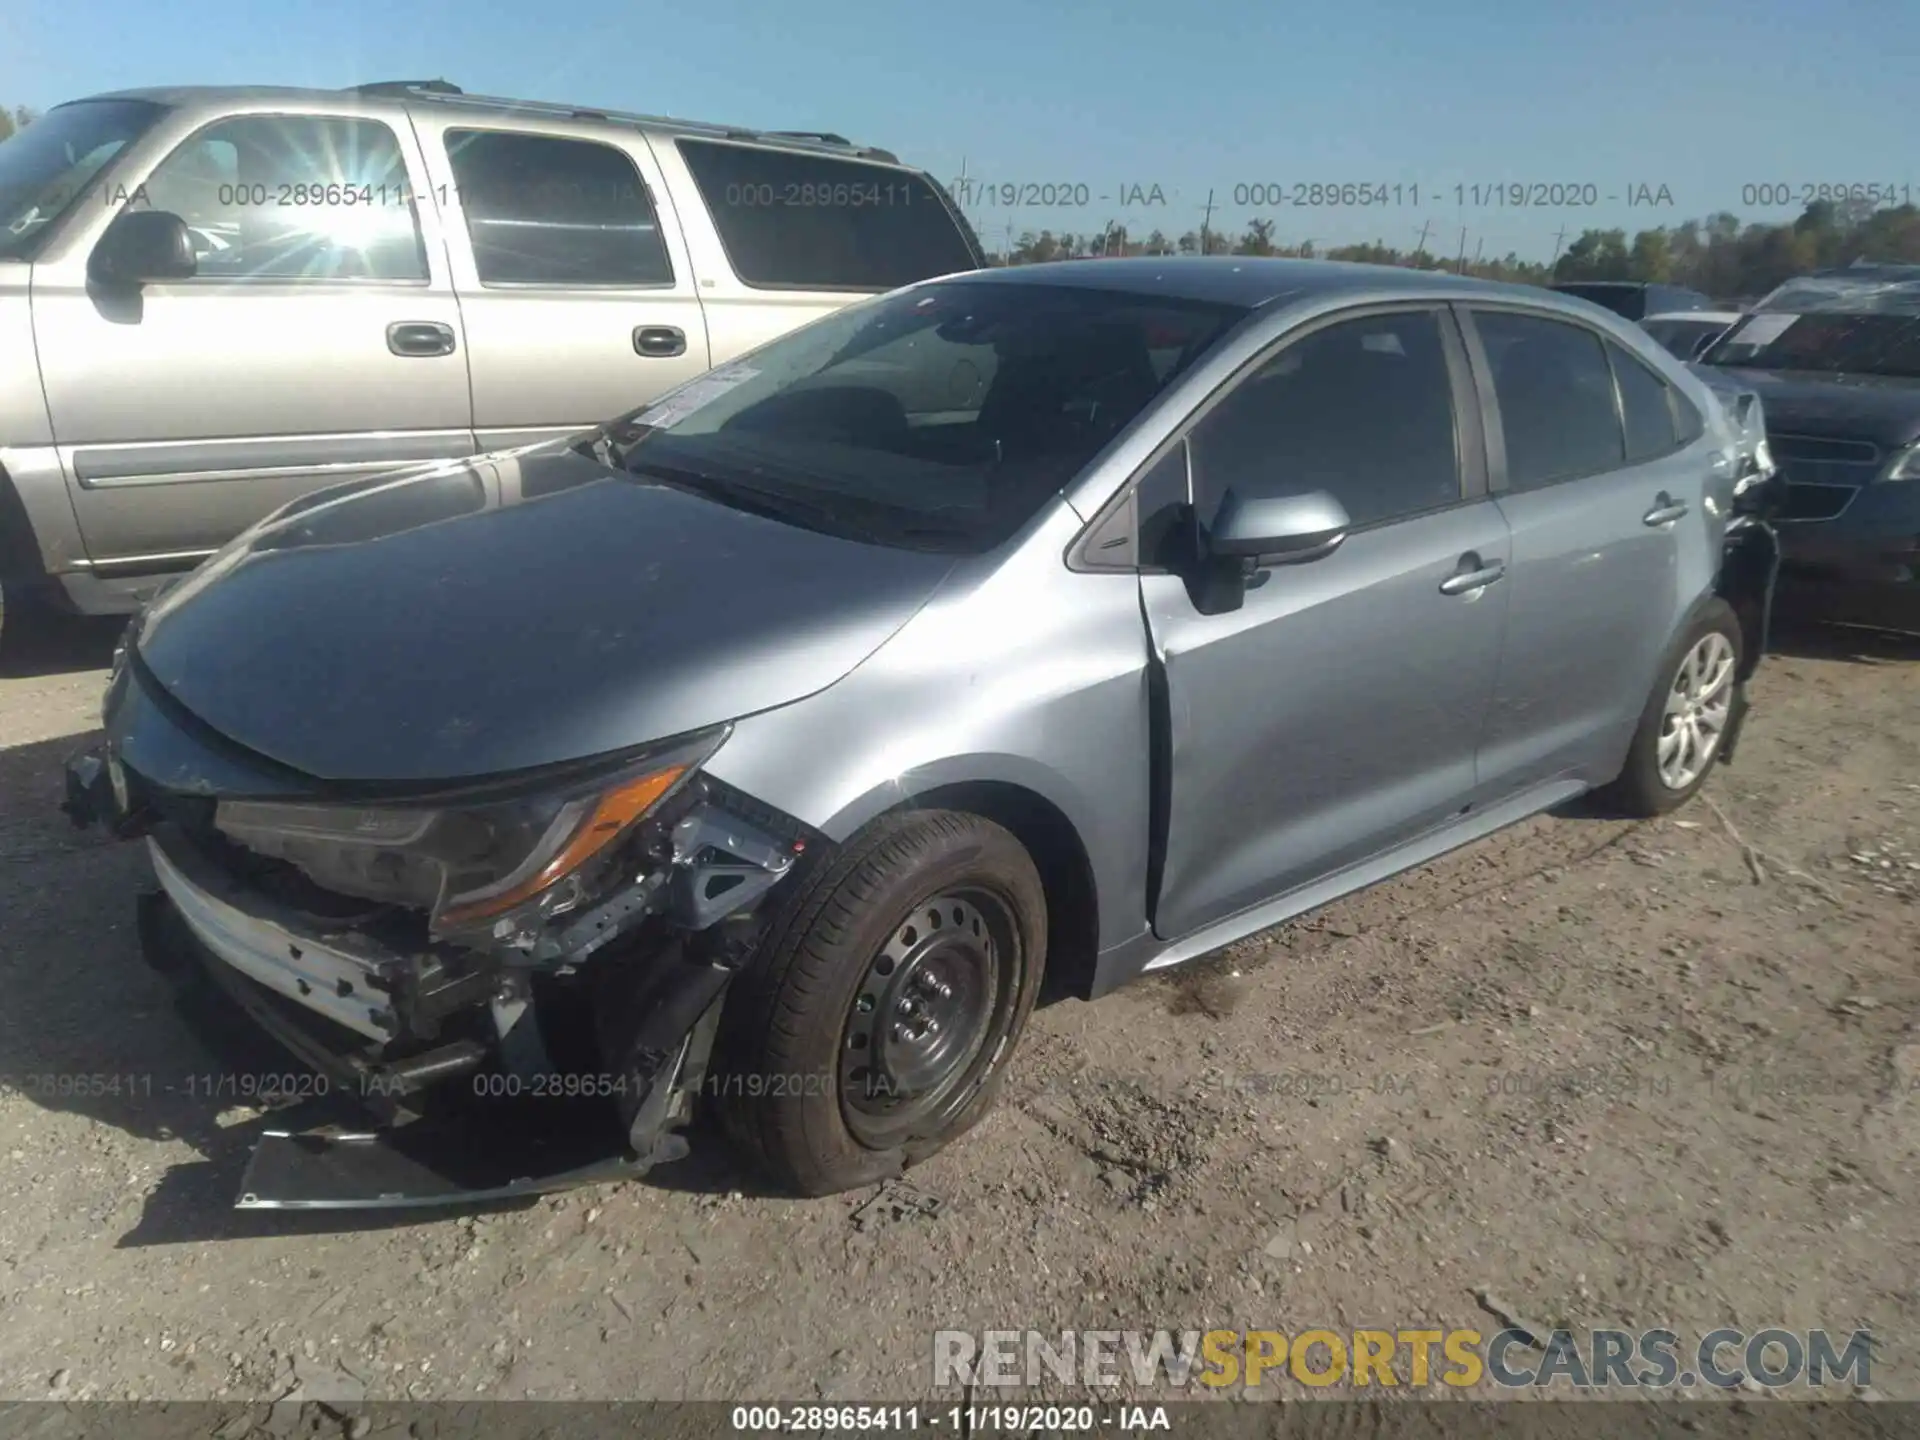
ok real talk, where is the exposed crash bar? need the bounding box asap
[147,838,397,1041]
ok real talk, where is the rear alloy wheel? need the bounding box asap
[1600,598,1743,816]
[712,809,1046,1196]
[1655,630,1736,792]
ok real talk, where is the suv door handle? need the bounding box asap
[1439,553,1506,596]
[1643,493,1690,527]
[387,321,456,357]
[634,325,687,358]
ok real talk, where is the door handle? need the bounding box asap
[1643,493,1690,527]
[1439,554,1506,596]
[387,321,456,357]
[634,325,687,358]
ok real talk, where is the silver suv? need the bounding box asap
[0,79,981,640]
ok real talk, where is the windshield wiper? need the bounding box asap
[631,459,976,550]
[630,460,859,533]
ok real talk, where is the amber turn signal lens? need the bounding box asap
[436,764,688,928]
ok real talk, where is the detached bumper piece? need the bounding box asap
[236,1109,658,1211]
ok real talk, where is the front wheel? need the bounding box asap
[1599,598,1743,817]
[711,809,1047,1196]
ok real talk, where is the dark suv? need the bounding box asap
[1551,282,1715,322]
[1698,264,1920,633]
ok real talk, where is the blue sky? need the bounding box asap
[2,0,1912,260]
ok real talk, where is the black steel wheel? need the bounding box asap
[711,809,1047,1196]
[839,887,1023,1150]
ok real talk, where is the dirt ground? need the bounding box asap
[0,610,1914,1407]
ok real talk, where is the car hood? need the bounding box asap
[1703,366,1920,449]
[131,444,958,784]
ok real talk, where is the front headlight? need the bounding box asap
[213,728,727,939]
[1885,444,1920,482]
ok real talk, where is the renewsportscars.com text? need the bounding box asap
[933,1327,1873,1390]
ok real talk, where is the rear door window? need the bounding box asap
[676,140,980,291]
[1474,310,1627,490]
[445,129,673,286]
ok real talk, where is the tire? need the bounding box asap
[712,809,1047,1196]
[1599,598,1743,817]
[0,575,56,660]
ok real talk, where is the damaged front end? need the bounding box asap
[1712,383,1786,767]
[64,689,813,1209]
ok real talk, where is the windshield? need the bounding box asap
[1701,274,1920,376]
[0,99,165,260]
[1644,318,1729,359]
[594,280,1250,554]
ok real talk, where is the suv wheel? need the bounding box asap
[1600,598,1743,817]
[712,809,1047,1196]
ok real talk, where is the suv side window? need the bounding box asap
[1608,340,1684,462]
[444,129,673,286]
[139,114,426,281]
[1474,310,1625,490]
[676,140,980,291]
[1187,310,1463,531]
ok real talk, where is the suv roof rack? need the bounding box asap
[353,79,464,96]
[342,80,897,161]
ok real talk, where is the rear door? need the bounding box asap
[1462,305,1711,793]
[649,137,983,366]
[32,107,474,567]
[408,117,713,451]
[1143,305,1513,941]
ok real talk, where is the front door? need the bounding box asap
[1145,306,1513,941]
[33,109,475,567]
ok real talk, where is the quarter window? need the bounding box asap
[1609,341,1683,462]
[445,129,673,286]
[1671,388,1706,445]
[139,115,426,281]
[1475,311,1625,490]
[677,139,980,291]
[1187,310,1463,531]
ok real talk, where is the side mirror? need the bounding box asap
[89,210,198,287]
[1211,487,1351,567]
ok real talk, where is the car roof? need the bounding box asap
[950,256,1540,309]
[57,83,906,163]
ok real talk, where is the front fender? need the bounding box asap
[700,511,1155,954]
